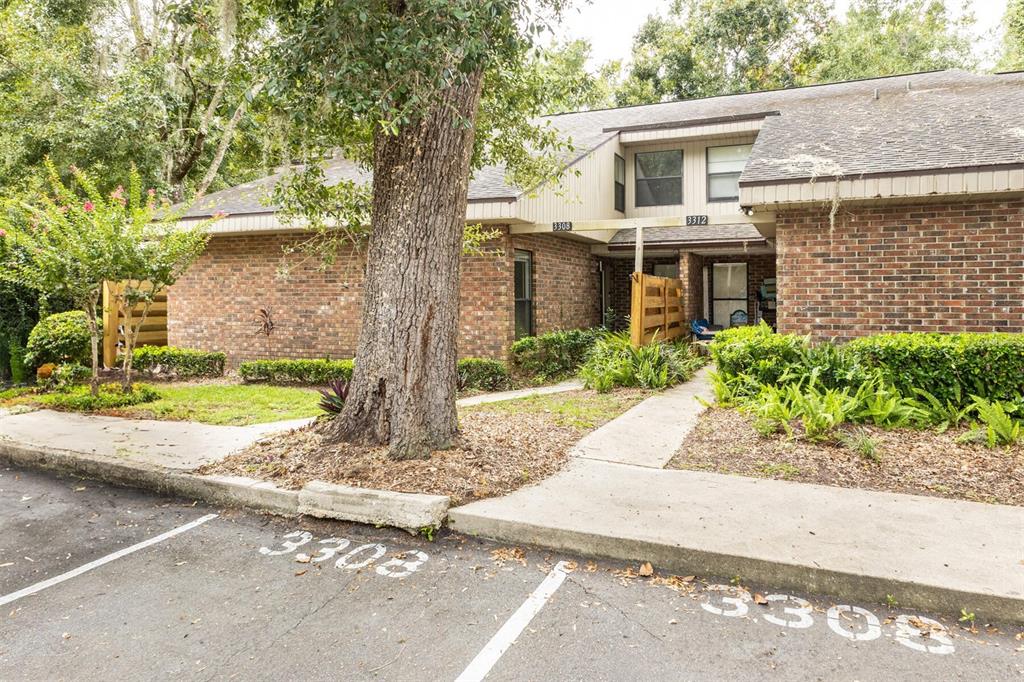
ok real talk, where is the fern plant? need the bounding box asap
[967,396,1022,447]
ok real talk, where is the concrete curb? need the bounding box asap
[448,509,1024,626]
[0,440,449,533]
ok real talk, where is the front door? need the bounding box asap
[514,250,534,339]
[711,262,748,327]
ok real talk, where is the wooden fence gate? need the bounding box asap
[101,281,168,368]
[629,272,685,346]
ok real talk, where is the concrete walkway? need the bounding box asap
[449,370,1024,624]
[0,409,307,471]
[572,367,712,467]
[456,379,583,407]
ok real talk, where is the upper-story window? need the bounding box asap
[635,150,683,207]
[707,144,753,201]
[613,154,625,213]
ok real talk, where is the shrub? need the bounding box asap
[46,383,160,411]
[848,333,1024,407]
[709,322,806,386]
[133,346,226,379]
[580,331,705,393]
[49,363,91,391]
[458,358,510,391]
[239,358,354,385]
[510,328,602,380]
[8,340,28,384]
[24,311,92,368]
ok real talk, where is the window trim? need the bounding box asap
[613,154,625,213]
[706,144,751,203]
[634,150,683,208]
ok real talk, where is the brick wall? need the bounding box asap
[511,234,601,335]
[678,251,704,322]
[168,228,599,367]
[775,198,1024,339]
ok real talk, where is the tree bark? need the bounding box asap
[320,70,485,460]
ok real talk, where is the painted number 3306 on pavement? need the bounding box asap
[259,531,428,578]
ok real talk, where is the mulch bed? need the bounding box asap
[669,408,1024,506]
[202,391,637,505]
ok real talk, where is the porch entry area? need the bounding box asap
[604,251,776,345]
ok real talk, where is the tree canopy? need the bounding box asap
[0,0,283,201]
[602,0,983,106]
[806,0,977,84]
[999,0,1024,72]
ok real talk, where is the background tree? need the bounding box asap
[531,39,615,114]
[266,0,570,460]
[802,0,977,83]
[998,0,1024,71]
[612,0,829,104]
[0,0,280,201]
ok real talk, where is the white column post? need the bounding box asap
[634,224,644,273]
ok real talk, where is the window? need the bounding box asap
[707,144,752,201]
[613,154,625,213]
[635,150,682,207]
[514,250,534,339]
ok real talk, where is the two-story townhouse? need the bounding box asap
[169,68,1024,367]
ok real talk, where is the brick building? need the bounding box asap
[172,69,1024,366]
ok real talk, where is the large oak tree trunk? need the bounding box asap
[321,70,485,460]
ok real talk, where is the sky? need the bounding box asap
[547,0,1010,70]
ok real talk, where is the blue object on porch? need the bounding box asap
[690,319,722,341]
[730,309,749,327]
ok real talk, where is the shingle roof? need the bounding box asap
[740,78,1024,184]
[609,224,765,247]
[183,69,1024,218]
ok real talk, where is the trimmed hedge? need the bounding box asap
[509,328,602,380]
[25,311,92,368]
[710,325,1024,407]
[458,358,510,391]
[133,346,226,379]
[239,358,355,385]
[46,383,160,411]
[847,333,1024,406]
[709,323,806,386]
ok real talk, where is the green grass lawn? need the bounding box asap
[123,383,322,425]
[3,382,322,426]
[462,389,650,430]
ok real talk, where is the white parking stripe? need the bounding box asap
[456,560,572,682]
[0,513,217,607]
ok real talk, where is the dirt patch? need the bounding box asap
[669,408,1024,506]
[202,389,648,505]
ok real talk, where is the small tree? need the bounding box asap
[0,161,214,394]
[107,172,212,390]
[0,161,119,395]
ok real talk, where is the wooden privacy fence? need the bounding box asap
[629,272,685,346]
[101,281,168,368]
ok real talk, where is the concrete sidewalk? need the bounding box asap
[450,369,1024,624]
[572,367,712,467]
[449,458,1024,623]
[0,409,310,471]
[456,379,583,407]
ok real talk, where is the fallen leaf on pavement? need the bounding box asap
[638,562,654,577]
[295,570,307,577]
[490,547,527,567]
[754,593,768,605]
[295,554,312,564]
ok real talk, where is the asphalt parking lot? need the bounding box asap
[1,465,1021,681]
